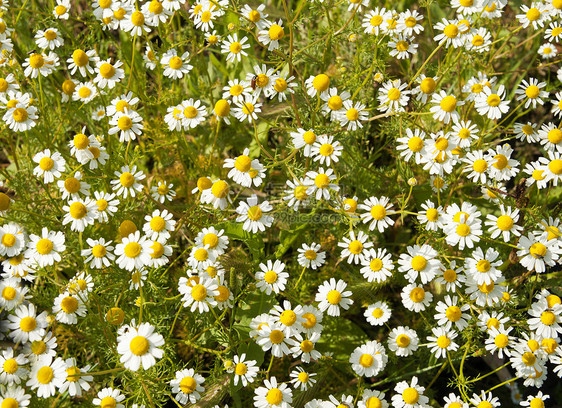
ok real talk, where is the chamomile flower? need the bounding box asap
[475,84,509,120]
[304,167,339,200]
[435,262,466,292]
[315,278,353,317]
[232,354,259,386]
[517,3,549,29]
[388,326,419,357]
[57,172,90,200]
[247,64,276,97]
[397,128,427,164]
[362,8,391,35]
[72,81,98,103]
[26,356,66,398]
[221,33,250,63]
[433,18,465,47]
[485,325,515,358]
[398,244,442,284]
[392,376,429,408]
[378,79,410,113]
[463,150,492,183]
[256,322,298,357]
[517,232,560,273]
[551,93,562,118]
[364,302,391,327]
[255,259,288,294]
[242,4,270,29]
[359,196,395,233]
[233,96,262,122]
[291,128,318,157]
[434,295,470,331]
[143,209,175,241]
[430,91,464,124]
[350,340,388,376]
[254,376,293,408]
[222,79,251,104]
[123,9,151,35]
[170,368,205,404]
[388,34,418,59]
[6,304,48,344]
[25,228,65,268]
[201,179,231,210]
[180,275,219,312]
[114,231,152,271]
[151,181,176,203]
[52,292,87,324]
[0,223,25,258]
[236,194,274,233]
[417,200,443,231]
[409,75,435,104]
[267,72,297,102]
[258,19,285,51]
[300,305,323,336]
[0,348,28,385]
[320,87,350,121]
[449,119,479,148]
[397,10,424,35]
[161,49,192,79]
[340,100,368,130]
[58,358,92,397]
[520,392,550,408]
[465,275,506,307]
[401,284,433,312]
[116,322,164,371]
[305,73,330,98]
[62,198,97,232]
[464,247,503,285]
[466,28,492,52]
[427,327,458,358]
[66,272,94,295]
[311,135,343,165]
[515,78,548,108]
[93,191,119,222]
[4,103,38,132]
[194,226,229,257]
[213,99,232,124]
[470,392,500,408]
[0,277,28,310]
[53,0,71,18]
[290,367,316,391]
[297,243,326,269]
[338,230,372,265]
[111,165,145,198]
[0,74,19,95]
[23,52,58,78]
[538,122,562,153]
[67,49,98,76]
[271,300,305,336]
[92,388,125,408]
[34,28,63,50]
[487,144,519,181]
[443,214,482,250]
[0,386,31,408]
[108,109,144,142]
[485,205,523,242]
[142,0,172,25]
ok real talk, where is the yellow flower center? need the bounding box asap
[530,242,547,259]
[496,215,513,231]
[548,128,562,144]
[131,10,145,26]
[443,24,458,38]
[180,376,197,394]
[486,94,501,107]
[409,287,425,303]
[302,313,316,328]
[359,353,374,367]
[456,223,470,237]
[300,340,313,352]
[280,310,297,326]
[69,202,87,219]
[494,333,509,348]
[130,335,149,355]
[304,249,317,260]
[66,366,80,382]
[525,85,540,99]
[446,305,461,321]
[411,255,427,271]
[101,397,117,408]
[191,284,207,301]
[440,95,457,112]
[327,290,342,304]
[99,63,115,79]
[149,0,163,13]
[269,24,285,40]
[387,88,400,101]
[150,216,166,232]
[314,173,330,189]
[193,248,208,261]
[264,270,278,283]
[3,359,17,374]
[303,131,316,144]
[269,329,284,344]
[476,259,491,273]
[1,233,16,247]
[37,366,54,384]
[266,388,284,405]
[522,352,536,366]
[235,362,247,375]
[61,296,79,313]
[1,398,19,408]
[214,99,230,117]
[55,4,67,15]
[242,102,255,115]
[549,159,562,174]
[73,49,89,67]
[2,286,16,300]
[256,74,269,88]
[274,78,287,92]
[478,281,495,294]
[526,8,540,21]
[29,53,45,69]
[541,311,556,326]
[12,108,28,123]
[372,308,383,318]
[437,335,451,348]
[472,158,487,173]
[402,387,419,404]
[312,74,330,91]
[124,242,142,258]
[348,240,363,254]
[248,10,261,22]
[36,238,54,255]
[396,334,411,347]
[327,95,343,111]
[247,205,263,221]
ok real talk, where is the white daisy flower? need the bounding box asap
[359,196,395,233]
[179,275,219,313]
[170,368,205,405]
[304,167,339,200]
[108,109,144,143]
[114,231,152,271]
[235,194,274,233]
[62,197,97,232]
[297,243,326,270]
[34,28,63,50]
[388,326,419,357]
[110,165,146,198]
[253,376,293,408]
[161,49,192,79]
[434,295,470,331]
[116,322,164,371]
[52,292,87,324]
[350,340,388,376]
[25,228,65,268]
[231,354,259,386]
[0,223,25,258]
[256,259,288,295]
[221,33,251,63]
[315,278,353,317]
[311,135,343,166]
[258,19,285,51]
[365,301,392,326]
[26,356,66,398]
[92,388,125,408]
